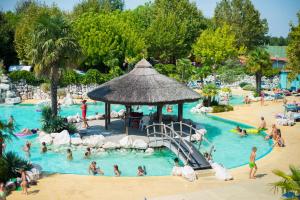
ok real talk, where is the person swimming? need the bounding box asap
[23,141,31,158]
[235,126,242,133]
[114,165,121,177]
[88,161,104,175]
[41,142,47,153]
[137,166,146,176]
[67,149,73,160]
[240,129,248,137]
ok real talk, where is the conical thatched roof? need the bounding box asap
[87,59,200,105]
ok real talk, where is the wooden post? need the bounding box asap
[108,103,111,124]
[105,102,108,130]
[125,105,130,135]
[178,103,183,122]
[157,105,163,124]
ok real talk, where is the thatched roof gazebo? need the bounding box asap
[87,59,200,134]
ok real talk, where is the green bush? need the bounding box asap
[212,105,234,113]
[239,82,248,88]
[41,106,77,133]
[80,69,104,85]
[9,70,42,85]
[59,69,80,86]
[242,84,256,91]
[0,151,32,182]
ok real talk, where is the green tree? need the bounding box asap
[286,12,300,80]
[214,0,268,50]
[193,25,241,78]
[246,48,272,94]
[176,58,195,83]
[0,120,15,157]
[272,166,300,199]
[0,11,19,68]
[202,84,219,106]
[14,3,61,64]
[28,12,82,116]
[72,0,124,16]
[146,0,207,63]
[73,12,145,71]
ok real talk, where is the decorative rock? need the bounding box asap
[53,130,71,146]
[119,136,133,148]
[102,141,120,149]
[82,135,105,147]
[182,165,197,182]
[50,132,59,138]
[71,137,82,145]
[132,139,148,150]
[110,111,119,118]
[145,148,154,154]
[118,109,126,118]
[39,134,53,145]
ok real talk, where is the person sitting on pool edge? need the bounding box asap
[265,124,277,140]
[114,165,121,177]
[88,161,104,175]
[258,117,266,130]
[67,149,73,161]
[137,166,146,176]
[274,129,285,147]
[41,142,47,153]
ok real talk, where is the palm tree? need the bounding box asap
[202,84,219,106]
[28,12,82,116]
[246,48,272,94]
[0,120,15,157]
[271,165,300,199]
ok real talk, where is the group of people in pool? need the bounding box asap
[64,147,147,176]
[88,161,146,177]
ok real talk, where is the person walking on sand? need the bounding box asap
[81,100,89,129]
[20,169,28,195]
[249,147,257,179]
[260,91,265,106]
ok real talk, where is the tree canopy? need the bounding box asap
[246,48,273,93]
[73,11,146,72]
[214,0,268,51]
[193,25,242,68]
[145,0,207,63]
[286,12,300,79]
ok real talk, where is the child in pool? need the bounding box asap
[67,149,73,161]
[137,166,146,176]
[41,142,47,153]
[88,161,104,175]
[114,165,121,177]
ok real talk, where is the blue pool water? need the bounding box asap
[0,96,273,176]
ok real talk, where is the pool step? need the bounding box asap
[195,169,215,177]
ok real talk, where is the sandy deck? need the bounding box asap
[7,95,300,200]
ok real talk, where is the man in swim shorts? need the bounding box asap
[258,117,266,130]
[249,147,257,179]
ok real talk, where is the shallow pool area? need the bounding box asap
[0,96,273,176]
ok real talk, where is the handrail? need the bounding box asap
[147,132,192,163]
[167,121,214,148]
[146,123,194,162]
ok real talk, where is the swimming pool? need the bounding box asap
[0,97,272,176]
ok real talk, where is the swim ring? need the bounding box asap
[230,129,259,134]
